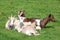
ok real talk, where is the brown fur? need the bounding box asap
[18,11,55,28]
[40,14,55,28]
[18,10,25,17]
[23,18,36,23]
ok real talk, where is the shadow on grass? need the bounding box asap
[44,26,54,28]
[54,19,60,23]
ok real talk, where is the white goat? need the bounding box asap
[5,16,15,30]
[21,22,40,36]
[5,16,22,32]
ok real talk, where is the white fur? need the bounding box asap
[18,15,26,22]
[23,22,31,26]
[5,16,22,32]
[36,26,41,30]
[5,20,10,29]
[5,16,15,30]
[36,19,40,26]
[20,17,26,22]
[21,22,40,36]
[35,19,41,30]
[14,19,21,32]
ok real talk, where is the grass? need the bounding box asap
[0,0,60,40]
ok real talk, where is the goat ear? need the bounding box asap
[18,10,25,17]
[48,14,51,17]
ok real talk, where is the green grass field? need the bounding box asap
[0,0,60,40]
